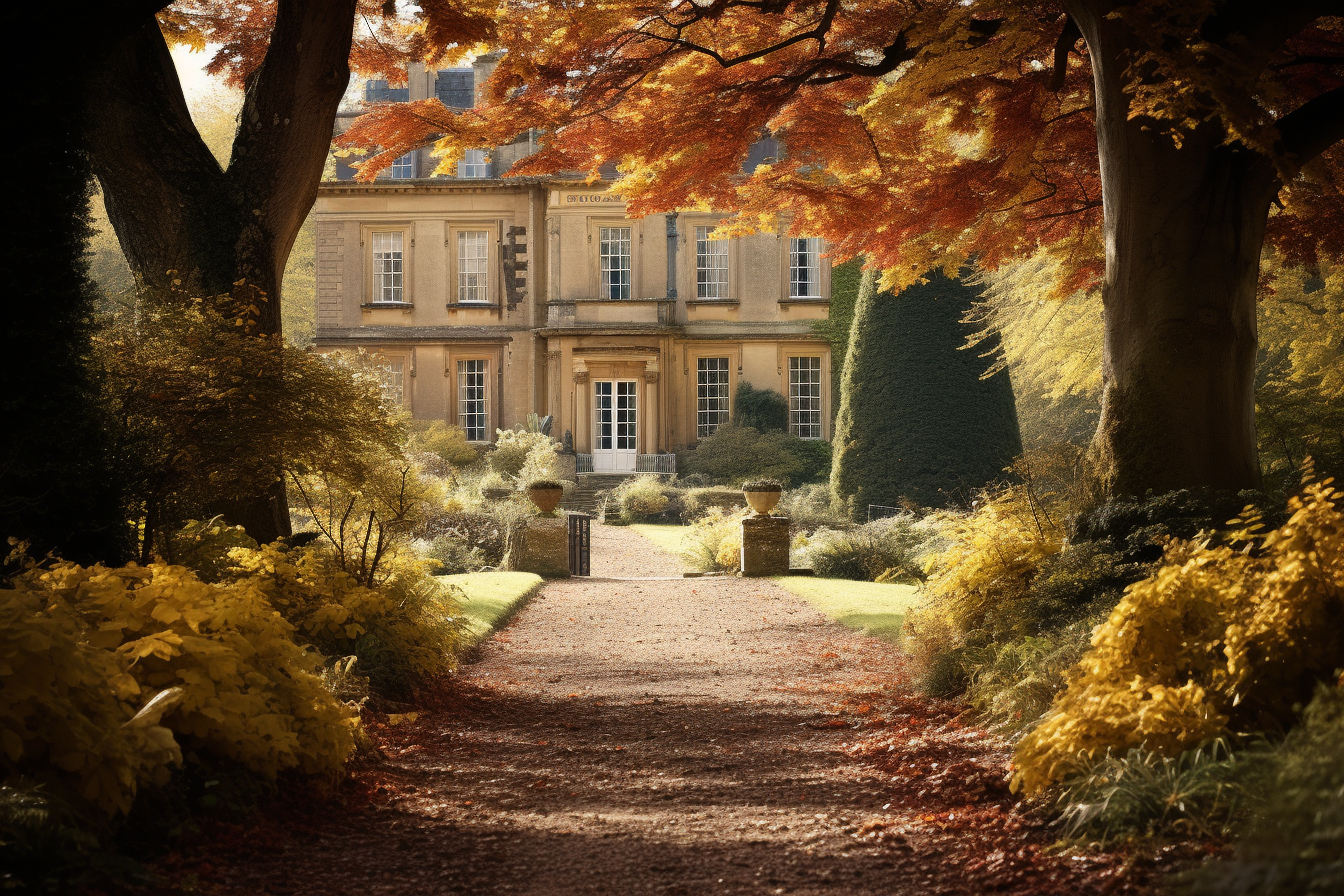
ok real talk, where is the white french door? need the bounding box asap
[593,380,637,471]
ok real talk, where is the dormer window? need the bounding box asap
[389,153,414,179]
[457,149,490,178]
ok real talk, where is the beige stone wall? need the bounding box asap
[314,180,834,450]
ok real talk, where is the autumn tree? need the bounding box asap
[72,0,493,542]
[345,0,1343,499]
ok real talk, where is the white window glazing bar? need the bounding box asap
[458,231,490,303]
[371,231,404,303]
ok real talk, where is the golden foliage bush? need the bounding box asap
[611,475,674,523]
[1014,481,1344,794]
[406,421,480,473]
[911,481,1066,640]
[1,584,180,817]
[1,555,359,816]
[683,507,746,572]
[230,542,462,697]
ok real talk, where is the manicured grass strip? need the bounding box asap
[439,571,544,648]
[773,576,922,644]
[629,523,688,557]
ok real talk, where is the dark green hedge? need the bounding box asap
[678,423,830,487]
[732,382,788,432]
[831,269,1023,512]
[813,257,865,425]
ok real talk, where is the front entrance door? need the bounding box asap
[593,380,637,471]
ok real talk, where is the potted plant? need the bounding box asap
[526,479,566,514]
[741,479,783,516]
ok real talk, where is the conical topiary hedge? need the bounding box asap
[831,268,1022,513]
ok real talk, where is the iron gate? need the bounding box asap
[567,513,591,576]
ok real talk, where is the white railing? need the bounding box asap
[636,454,676,474]
[576,453,594,473]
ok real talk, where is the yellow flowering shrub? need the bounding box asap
[1014,481,1344,793]
[229,543,462,696]
[1,557,359,816]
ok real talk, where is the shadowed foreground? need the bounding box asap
[153,526,1150,895]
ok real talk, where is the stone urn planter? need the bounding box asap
[741,479,783,516]
[527,480,566,514]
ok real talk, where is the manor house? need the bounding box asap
[316,59,834,473]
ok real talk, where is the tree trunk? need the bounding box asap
[84,1,357,543]
[1070,3,1279,497]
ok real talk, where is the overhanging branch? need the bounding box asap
[1277,85,1344,169]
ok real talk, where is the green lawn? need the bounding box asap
[629,523,688,557]
[772,576,922,643]
[439,571,544,648]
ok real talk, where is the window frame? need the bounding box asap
[788,237,824,299]
[456,358,490,442]
[694,225,731,300]
[598,224,633,300]
[453,227,493,304]
[369,229,406,304]
[787,355,824,440]
[449,350,498,441]
[361,224,413,306]
[378,356,408,407]
[456,149,490,178]
[680,215,739,303]
[388,153,415,179]
[696,356,732,438]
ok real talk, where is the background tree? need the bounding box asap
[975,251,1344,487]
[345,0,1343,500]
[831,270,1022,513]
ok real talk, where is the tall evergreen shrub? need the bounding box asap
[1,82,127,564]
[831,269,1022,512]
[813,257,865,424]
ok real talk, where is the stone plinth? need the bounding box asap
[507,515,570,578]
[740,515,790,577]
[556,453,578,481]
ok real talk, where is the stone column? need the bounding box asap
[507,515,570,578]
[643,357,660,455]
[740,515,790,577]
[573,360,590,453]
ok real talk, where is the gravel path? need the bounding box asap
[170,525,1148,896]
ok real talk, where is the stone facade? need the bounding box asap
[314,64,835,466]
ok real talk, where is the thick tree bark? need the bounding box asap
[1067,1,1323,497]
[85,0,357,542]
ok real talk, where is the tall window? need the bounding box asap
[389,153,414,178]
[457,149,489,178]
[697,357,731,438]
[371,231,403,303]
[458,231,489,303]
[458,360,488,441]
[695,226,729,299]
[788,356,823,440]
[380,360,404,405]
[789,237,822,298]
[599,226,631,299]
